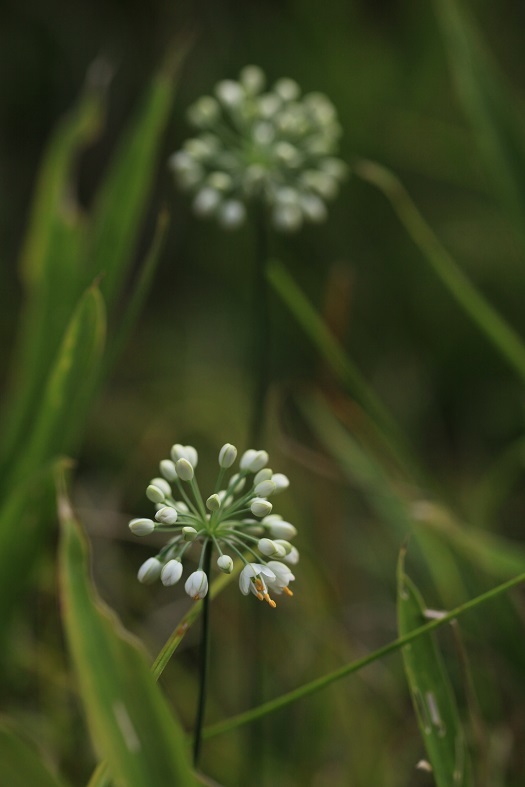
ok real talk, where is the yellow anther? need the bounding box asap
[256,591,264,601]
[263,593,277,608]
[284,587,294,597]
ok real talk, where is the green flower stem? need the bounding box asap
[266,259,425,484]
[202,570,525,740]
[249,207,270,445]
[190,476,207,520]
[193,539,213,767]
[353,157,525,386]
[171,482,199,516]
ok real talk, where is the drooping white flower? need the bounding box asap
[239,563,277,606]
[137,557,162,584]
[265,561,295,596]
[161,559,183,586]
[185,570,209,600]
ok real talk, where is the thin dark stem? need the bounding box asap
[193,539,212,768]
[249,208,270,446]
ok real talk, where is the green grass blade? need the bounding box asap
[57,476,197,787]
[0,288,104,638]
[0,79,105,470]
[0,722,70,787]
[8,286,106,487]
[353,159,525,386]
[203,571,525,740]
[89,42,189,310]
[397,551,472,786]
[267,259,423,481]
[434,0,525,249]
[103,209,169,374]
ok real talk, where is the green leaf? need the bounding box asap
[267,259,422,481]
[0,721,70,787]
[353,159,525,388]
[0,288,104,639]
[10,286,106,486]
[434,0,525,249]
[0,78,105,470]
[397,552,471,786]
[89,43,189,310]
[57,477,197,787]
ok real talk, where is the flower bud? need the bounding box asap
[267,521,297,540]
[155,506,178,525]
[175,458,194,481]
[174,501,190,514]
[146,484,166,504]
[274,539,293,555]
[193,187,221,217]
[215,80,243,106]
[254,479,276,498]
[161,559,183,586]
[171,444,198,468]
[217,555,234,573]
[228,473,246,493]
[206,494,221,511]
[150,478,172,496]
[271,473,290,494]
[240,65,265,94]
[250,497,273,517]
[274,77,300,101]
[254,468,272,485]
[258,538,286,558]
[185,570,209,600]
[159,459,178,481]
[129,518,155,536]
[137,557,162,584]
[241,449,269,473]
[283,545,300,565]
[182,526,198,542]
[219,443,237,468]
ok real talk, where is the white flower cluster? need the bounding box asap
[169,65,347,233]
[130,442,297,607]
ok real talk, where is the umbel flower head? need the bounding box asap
[129,442,297,607]
[169,65,347,233]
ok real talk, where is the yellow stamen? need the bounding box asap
[255,591,264,601]
[284,587,294,597]
[263,592,277,608]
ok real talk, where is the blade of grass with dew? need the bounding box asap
[88,40,190,310]
[57,473,197,787]
[0,76,106,473]
[434,0,525,251]
[0,287,105,639]
[202,571,525,740]
[353,159,525,386]
[397,550,472,786]
[266,259,423,481]
[0,722,71,787]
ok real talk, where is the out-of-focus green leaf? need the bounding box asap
[397,552,471,786]
[89,44,189,310]
[0,721,70,787]
[10,286,105,485]
[354,159,525,388]
[267,259,422,481]
[299,391,525,589]
[0,76,106,471]
[0,288,104,640]
[57,477,197,787]
[104,209,170,374]
[435,0,525,249]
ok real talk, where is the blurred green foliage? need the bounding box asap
[1,0,525,785]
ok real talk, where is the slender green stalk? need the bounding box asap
[353,158,525,385]
[249,208,270,445]
[193,540,213,768]
[202,570,525,740]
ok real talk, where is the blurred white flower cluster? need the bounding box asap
[130,442,297,607]
[169,65,347,232]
